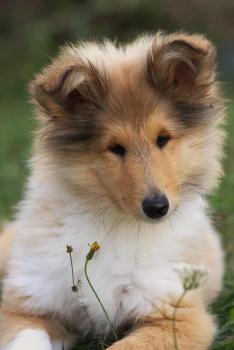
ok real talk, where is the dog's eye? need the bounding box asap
[156,135,171,149]
[109,144,126,157]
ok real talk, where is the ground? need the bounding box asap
[0,91,233,349]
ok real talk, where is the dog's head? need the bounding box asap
[30,32,225,221]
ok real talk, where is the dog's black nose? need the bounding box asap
[142,194,169,219]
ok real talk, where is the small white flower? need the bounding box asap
[174,262,209,291]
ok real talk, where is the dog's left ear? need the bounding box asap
[29,54,105,121]
[147,32,216,95]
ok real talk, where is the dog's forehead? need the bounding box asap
[98,61,159,122]
[87,56,174,134]
[103,86,158,130]
[101,92,173,137]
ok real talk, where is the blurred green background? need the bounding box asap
[0,1,233,349]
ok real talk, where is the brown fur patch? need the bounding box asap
[0,308,67,347]
[0,32,226,349]
[108,293,216,350]
[0,225,17,276]
[30,32,224,152]
[146,32,223,128]
[29,31,225,219]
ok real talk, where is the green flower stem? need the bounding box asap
[172,290,187,350]
[69,252,76,288]
[84,258,118,342]
[99,338,105,350]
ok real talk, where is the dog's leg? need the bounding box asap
[3,329,52,350]
[0,308,71,350]
[108,293,216,350]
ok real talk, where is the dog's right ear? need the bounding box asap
[147,32,216,97]
[29,55,105,121]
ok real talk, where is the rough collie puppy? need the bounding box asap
[0,31,226,350]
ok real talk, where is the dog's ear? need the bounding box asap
[147,32,216,96]
[29,54,105,121]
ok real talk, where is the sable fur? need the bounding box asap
[0,31,226,350]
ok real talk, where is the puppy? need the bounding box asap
[0,32,225,350]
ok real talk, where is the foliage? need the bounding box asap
[1,0,234,98]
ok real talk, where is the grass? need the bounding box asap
[0,92,233,349]
[0,94,34,220]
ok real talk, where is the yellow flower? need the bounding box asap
[86,241,100,261]
[90,242,100,253]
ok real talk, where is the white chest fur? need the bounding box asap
[5,194,209,335]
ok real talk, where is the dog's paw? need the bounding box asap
[3,329,53,350]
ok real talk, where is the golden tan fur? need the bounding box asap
[0,309,67,348]
[0,225,16,276]
[0,294,214,349]
[0,31,226,349]
[109,293,215,350]
[27,31,225,221]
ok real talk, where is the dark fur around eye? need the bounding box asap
[156,135,171,149]
[109,144,126,157]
